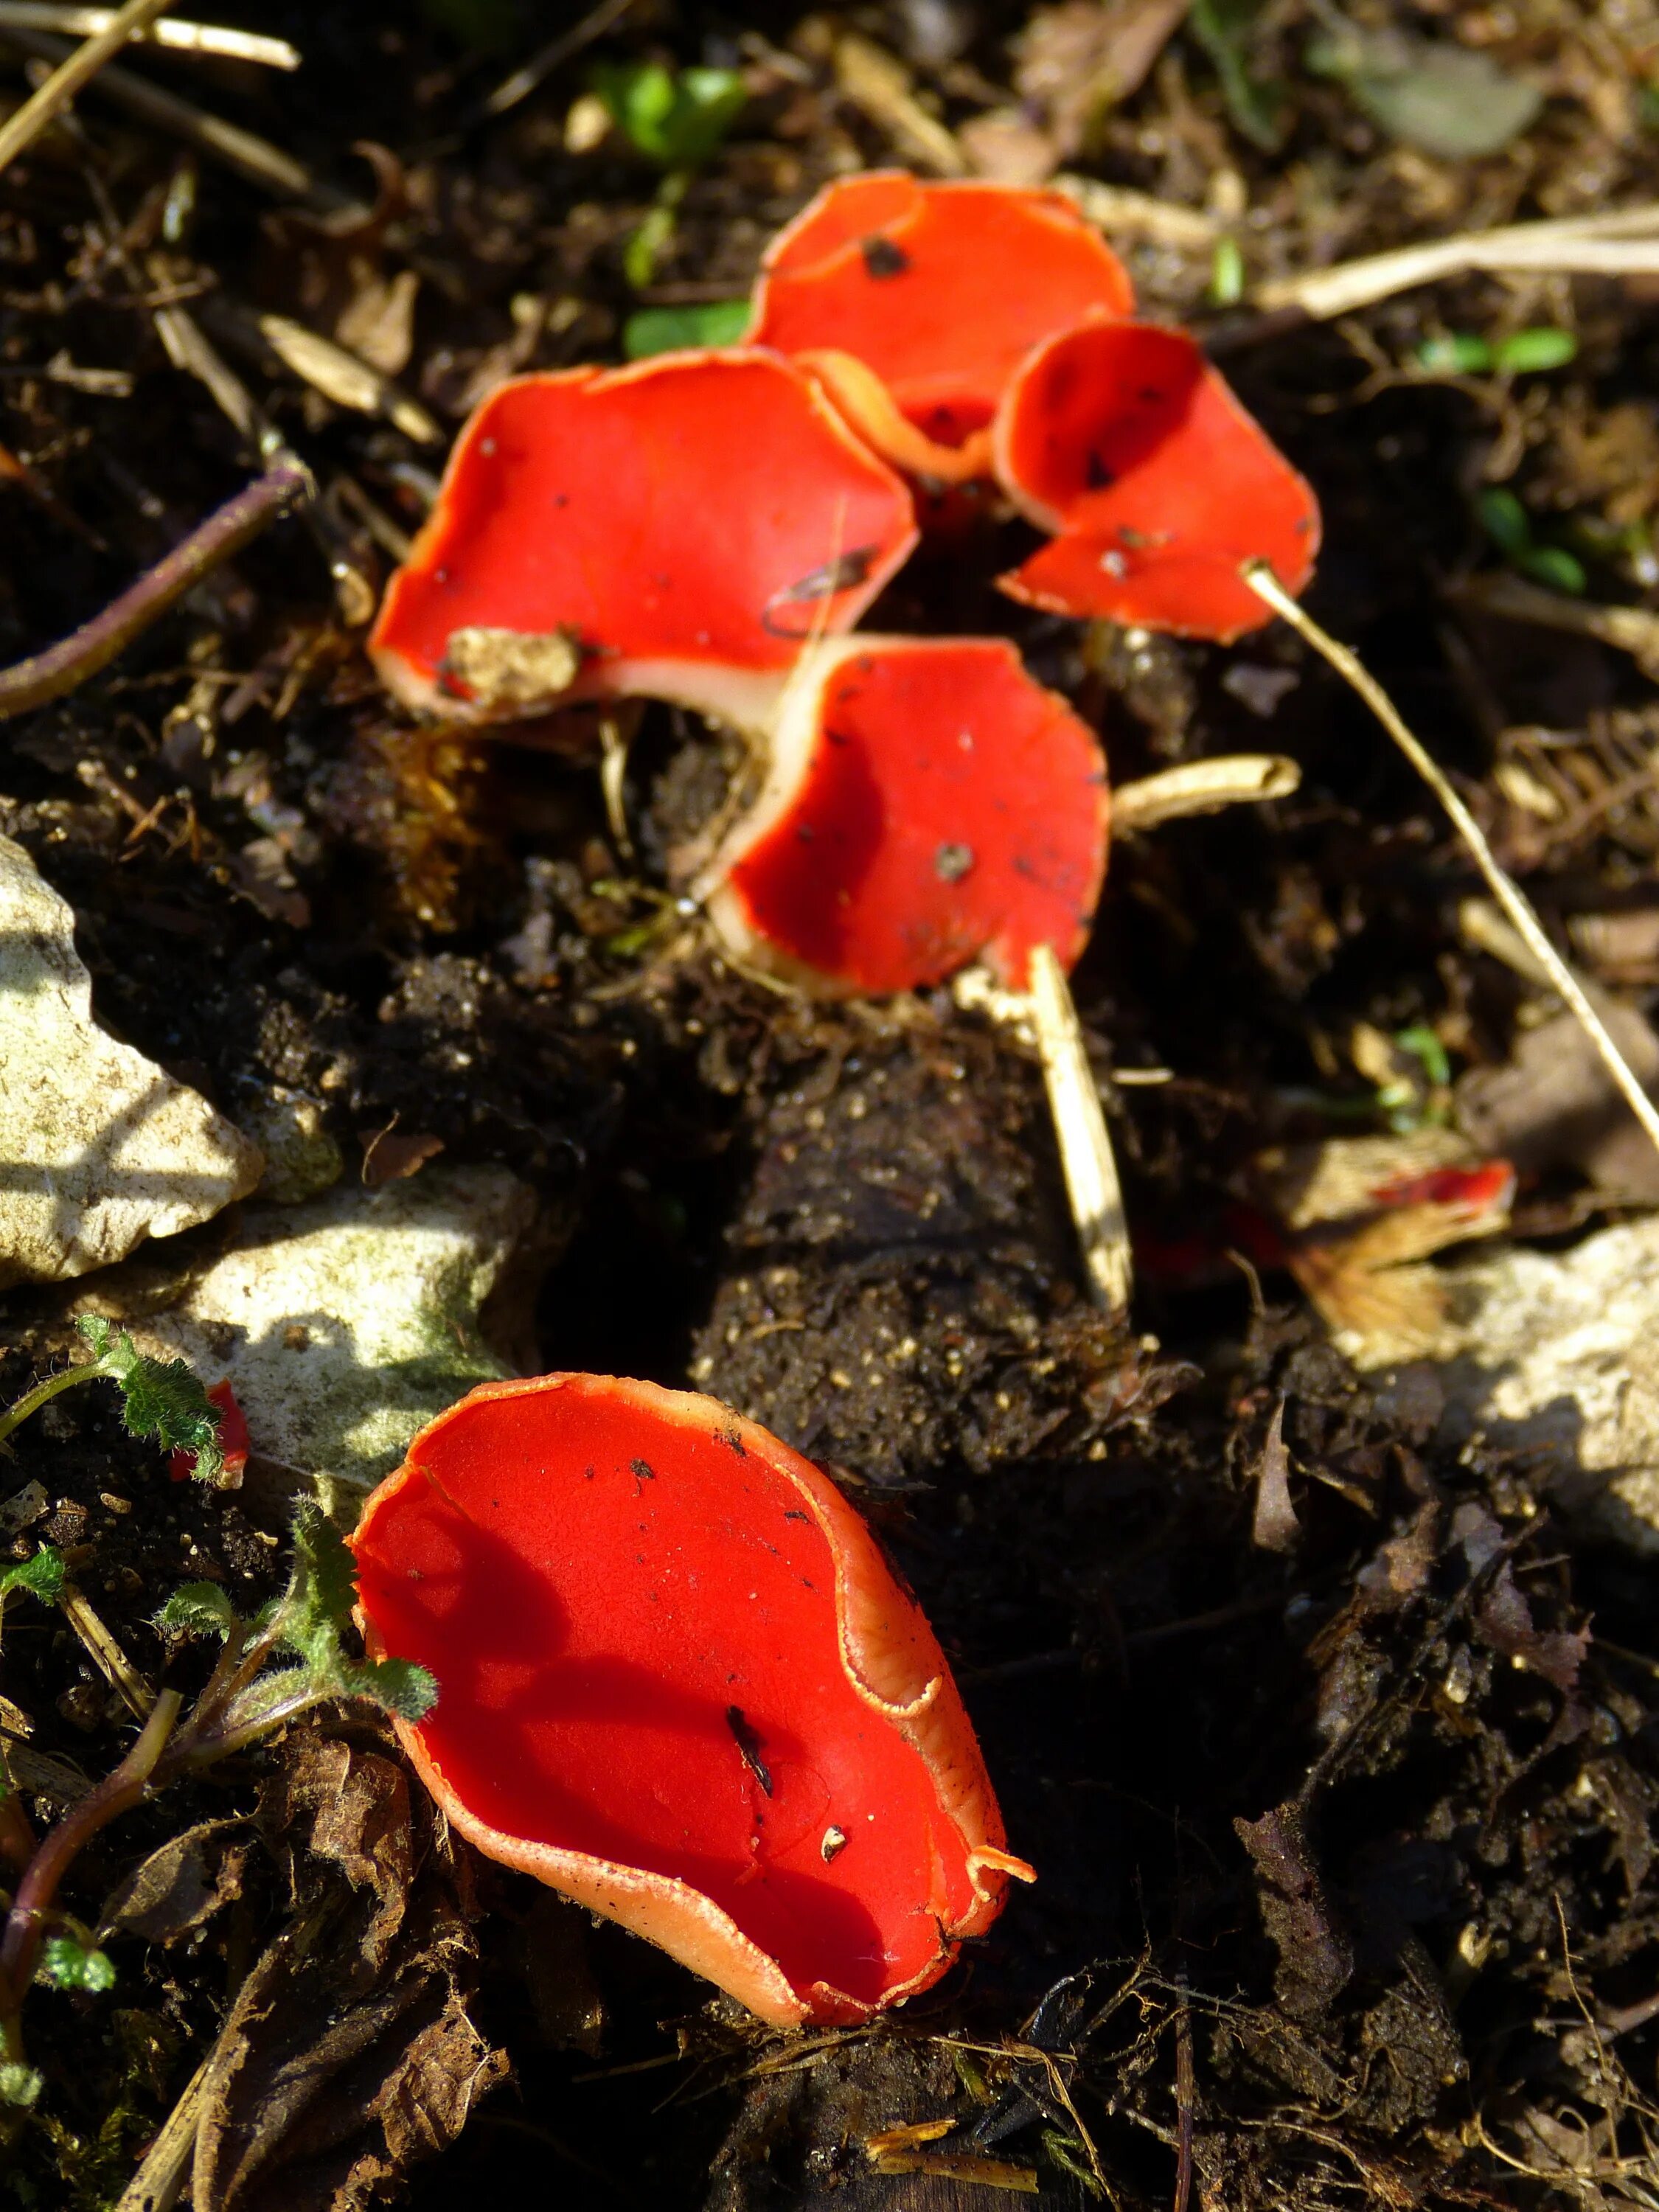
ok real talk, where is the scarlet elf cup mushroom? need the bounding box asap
[351,1374,1033,2027]
[367,347,918,730]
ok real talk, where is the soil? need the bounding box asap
[4,2,1659,2207]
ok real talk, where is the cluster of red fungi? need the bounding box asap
[370,170,1319,998]
[352,175,1323,2028]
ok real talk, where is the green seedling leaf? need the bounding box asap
[1494,327,1577,375]
[1518,545,1587,595]
[1394,1024,1452,1089]
[1416,333,1493,375]
[155,1583,241,1641]
[1191,0,1283,150]
[1478,487,1531,559]
[594,60,746,170]
[38,1935,116,1992]
[1306,28,1541,160]
[622,200,678,291]
[1208,234,1245,307]
[74,1318,224,1483]
[0,2061,42,2107]
[622,299,751,358]
[0,1546,64,1607]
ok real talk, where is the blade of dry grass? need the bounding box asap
[0,4,294,65]
[1244,561,1659,1173]
[1029,944,1133,1316]
[0,0,173,175]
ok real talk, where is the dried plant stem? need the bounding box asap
[0,4,294,65]
[1029,945,1133,1315]
[0,456,310,721]
[1255,201,1659,320]
[1114,754,1300,832]
[0,0,173,175]
[1244,562,1659,1172]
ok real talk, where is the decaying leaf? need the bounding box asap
[1234,1800,1354,2020]
[102,1819,248,1946]
[1456,1002,1659,1201]
[1249,1398,1301,1553]
[1306,27,1542,161]
[189,1728,503,2212]
[1253,1131,1514,1365]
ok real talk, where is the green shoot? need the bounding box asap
[1477,486,1587,597]
[1208,235,1245,307]
[594,60,746,170]
[36,1936,115,1994]
[622,299,750,359]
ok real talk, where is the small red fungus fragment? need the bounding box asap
[169,1379,248,1484]
[701,636,1109,995]
[750,173,1134,484]
[992,319,1321,641]
[352,1374,1031,2027]
[368,349,917,727]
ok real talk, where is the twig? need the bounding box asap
[1254,201,1659,321]
[0,456,310,721]
[0,4,295,66]
[0,24,355,206]
[0,0,173,176]
[475,0,636,121]
[1244,561,1659,1175]
[1454,569,1659,677]
[59,1586,153,1721]
[1113,754,1300,832]
[1029,944,1133,1315]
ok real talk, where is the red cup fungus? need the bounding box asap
[992,318,1321,642]
[700,636,1110,996]
[367,349,918,729]
[351,1373,1032,2027]
[748,172,1135,484]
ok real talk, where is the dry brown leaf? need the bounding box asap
[1456,1002,1659,1200]
[1012,0,1191,156]
[102,1818,248,1945]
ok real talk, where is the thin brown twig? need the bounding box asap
[0,456,311,721]
[0,0,173,176]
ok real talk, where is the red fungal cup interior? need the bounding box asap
[714,638,1108,995]
[995,320,1321,641]
[352,1377,999,2013]
[751,175,1134,460]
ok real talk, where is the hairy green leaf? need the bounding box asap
[0,2060,42,2107]
[74,1315,225,1477]
[155,1583,242,1641]
[0,1546,64,1607]
[38,1935,116,1992]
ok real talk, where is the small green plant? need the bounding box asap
[593,58,747,290]
[622,298,751,360]
[0,1335,436,2141]
[1478,486,1587,596]
[0,1317,224,1483]
[1417,327,1577,378]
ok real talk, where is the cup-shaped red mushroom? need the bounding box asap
[748,173,1135,485]
[352,1374,1031,2027]
[699,635,1109,995]
[992,318,1320,641]
[368,349,919,728]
